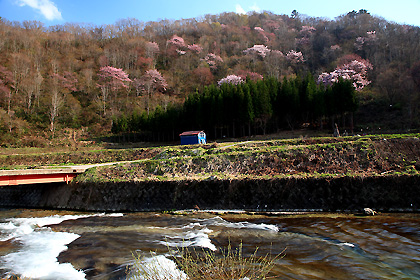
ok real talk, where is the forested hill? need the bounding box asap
[1,9,420,146]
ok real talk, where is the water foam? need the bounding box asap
[0,214,98,280]
[160,227,217,251]
[0,214,93,242]
[204,216,280,232]
[2,230,85,279]
[158,216,279,253]
[128,255,188,280]
[340,242,356,248]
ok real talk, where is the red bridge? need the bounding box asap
[0,168,85,186]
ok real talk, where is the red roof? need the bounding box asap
[179,131,204,136]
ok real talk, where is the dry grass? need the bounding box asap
[129,243,284,280]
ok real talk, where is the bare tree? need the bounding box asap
[0,65,15,132]
[49,61,78,136]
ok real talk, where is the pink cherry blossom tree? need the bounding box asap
[355,31,377,51]
[167,35,186,48]
[254,27,264,33]
[254,27,269,43]
[235,70,264,81]
[330,45,341,51]
[53,71,78,92]
[318,56,373,91]
[202,53,223,70]
[145,42,160,68]
[146,42,159,57]
[243,45,271,58]
[187,44,203,54]
[97,66,131,116]
[134,69,168,115]
[296,26,316,46]
[299,26,316,36]
[286,50,305,63]
[217,74,244,86]
[167,35,187,56]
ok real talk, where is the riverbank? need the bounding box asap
[1,174,418,212]
[75,133,420,182]
[1,134,419,212]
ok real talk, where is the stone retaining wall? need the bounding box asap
[1,175,419,212]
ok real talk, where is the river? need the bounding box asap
[0,209,419,279]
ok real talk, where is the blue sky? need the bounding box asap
[1,0,420,27]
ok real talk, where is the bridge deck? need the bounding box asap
[0,168,85,186]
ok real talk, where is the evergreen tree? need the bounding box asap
[254,80,272,134]
[240,83,255,136]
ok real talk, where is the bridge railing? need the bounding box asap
[0,169,85,186]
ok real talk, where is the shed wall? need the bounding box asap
[180,135,198,145]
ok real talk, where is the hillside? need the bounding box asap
[1,10,420,146]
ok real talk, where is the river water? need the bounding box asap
[0,209,419,280]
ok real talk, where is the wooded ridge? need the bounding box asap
[1,9,420,146]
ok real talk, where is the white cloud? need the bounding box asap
[236,3,261,14]
[236,4,246,14]
[17,0,62,21]
[250,3,261,13]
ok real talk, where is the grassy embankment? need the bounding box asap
[1,133,419,182]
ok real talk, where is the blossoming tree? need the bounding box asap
[202,53,223,70]
[355,31,377,51]
[134,69,168,115]
[145,41,160,68]
[243,44,271,58]
[97,66,132,116]
[286,50,305,63]
[296,26,316,46]
[254,27,269,43]
[167,35,186,48]
[217,75,244,86]
[318,55,373,91]
[167,35,187,56]
[187,44,203,54]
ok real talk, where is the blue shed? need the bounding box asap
[179,131,206,145]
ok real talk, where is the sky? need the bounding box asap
[1,0,420,27]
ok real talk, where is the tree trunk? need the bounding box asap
[232,121,235,138]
